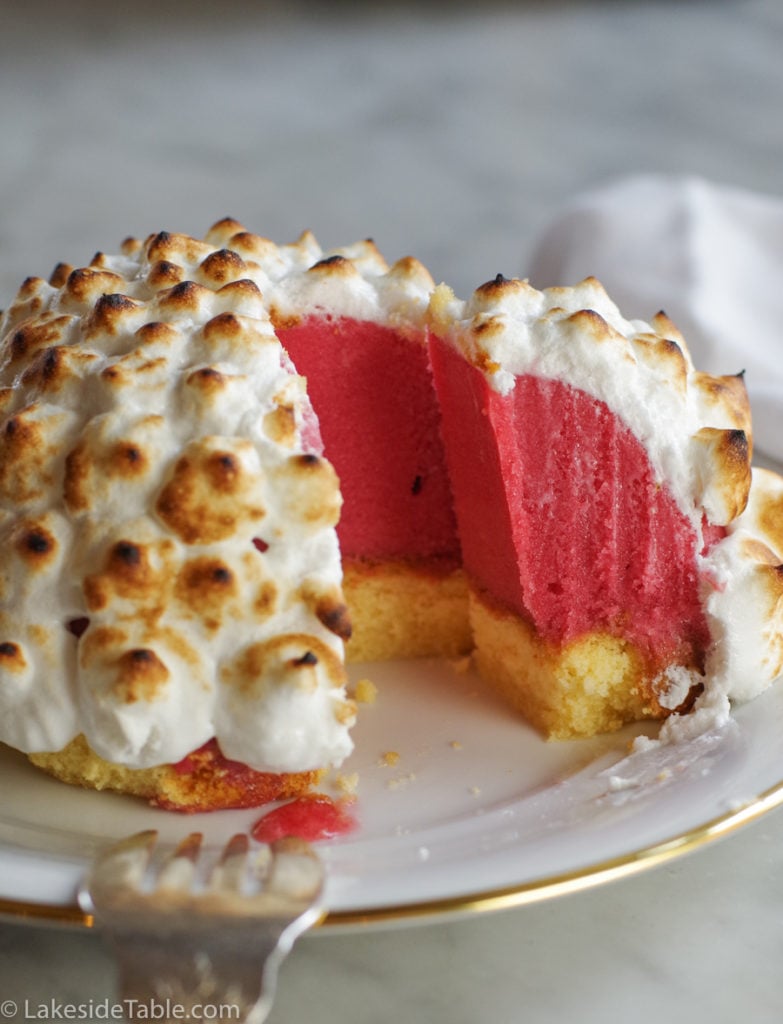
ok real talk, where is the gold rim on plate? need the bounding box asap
[2,776,783,930]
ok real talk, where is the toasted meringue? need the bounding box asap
[0,229,355,773]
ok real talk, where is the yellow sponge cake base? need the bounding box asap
[28,735,321,813]
[343,558,471,662]
[469,588,667,739]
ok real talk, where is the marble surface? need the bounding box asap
[2,0,783,1021]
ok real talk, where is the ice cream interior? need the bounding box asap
[279,316,460,566]
[429,336,718,677]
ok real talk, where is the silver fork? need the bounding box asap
[79,830,325,1024]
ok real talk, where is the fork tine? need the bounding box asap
[222,832,250,861]
[157,831,203,892]
[208,833,250,892]
[267,837,324,903]
[85,830,158,908]
[173,831,204,861]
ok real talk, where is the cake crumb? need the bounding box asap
[449,654,473,674]
[468,785,481,797]
[354,678,378,704]
[379,750,400,767]
[335,771,359,796]
[449,740,463,750]
[387,772,416,790]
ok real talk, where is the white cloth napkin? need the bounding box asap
[526,174,783,462]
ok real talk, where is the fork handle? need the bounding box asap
[105,923,288,1024]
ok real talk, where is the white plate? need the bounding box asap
[2,658,783,930]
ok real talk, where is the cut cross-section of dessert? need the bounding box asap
[0,228,356,811]
[428,274,782,738]
[201,220,470,662]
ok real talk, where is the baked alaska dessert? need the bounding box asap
[0,230,356,811]
[1,221,782,812]
[429,275,783,738]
